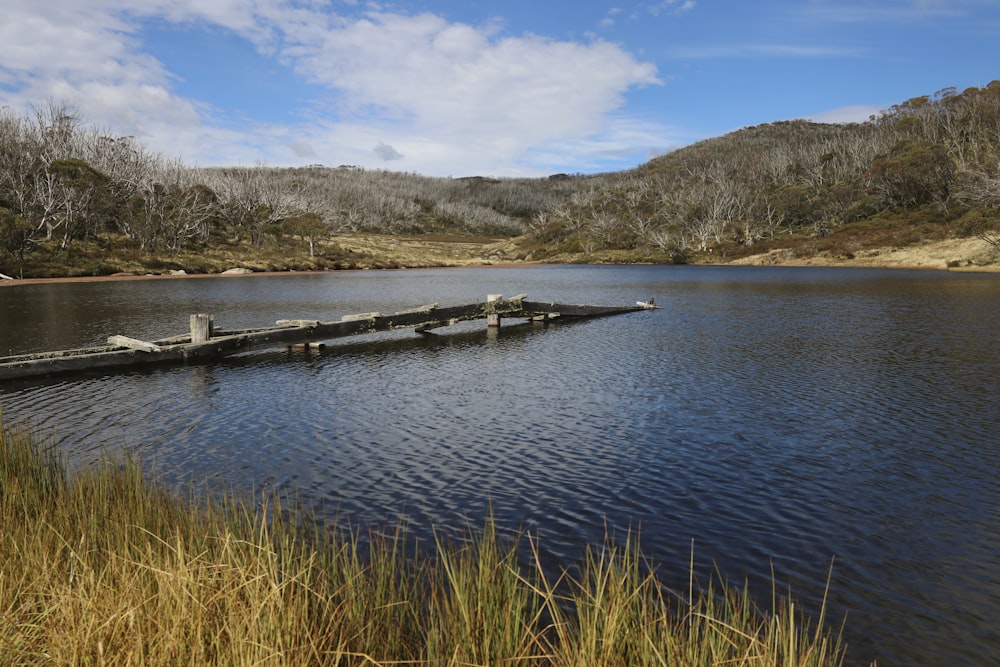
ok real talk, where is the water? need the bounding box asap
[1,265,999,666]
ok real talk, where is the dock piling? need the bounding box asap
[190,314,213,344]
[486,294,502,328]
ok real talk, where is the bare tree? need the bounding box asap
[31,101,82,164]
[201,165,301,245]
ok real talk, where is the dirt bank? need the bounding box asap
[725,237,1000,272]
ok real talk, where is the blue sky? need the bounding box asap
[1,0,998,177]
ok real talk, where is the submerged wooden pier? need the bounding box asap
[0,294,658,381]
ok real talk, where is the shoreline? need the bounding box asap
[0,261,549,288]
[3,259,997,289]
[2,236,997,287]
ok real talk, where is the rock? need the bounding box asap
[221,267,253,275]
[169,269,187,275]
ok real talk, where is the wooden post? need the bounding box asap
[190,314,213,344]
[486,294,502,328]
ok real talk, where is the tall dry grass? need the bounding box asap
[0,418,847,666]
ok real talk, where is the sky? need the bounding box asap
[1,0,998,177]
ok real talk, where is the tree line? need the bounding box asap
[3,81,999,276]
[0,101,589,276]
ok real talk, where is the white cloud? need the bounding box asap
[0,0,671,176]
[273,10,663,174]
[293,12,659,134]
[804,105,881,124]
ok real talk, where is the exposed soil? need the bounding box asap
[725,237,1000,271]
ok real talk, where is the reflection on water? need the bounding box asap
[2,265,999,666]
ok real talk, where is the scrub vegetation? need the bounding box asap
[0,419,849,666]
[2,80,999,278]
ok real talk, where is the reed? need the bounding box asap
[0,419,847,666]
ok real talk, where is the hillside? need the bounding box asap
[523,82,1000,269]
[2,82,1000,279]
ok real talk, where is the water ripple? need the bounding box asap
[1,266,998,666]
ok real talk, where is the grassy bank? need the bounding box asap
[0,232,520,280]
[0,420,848,666]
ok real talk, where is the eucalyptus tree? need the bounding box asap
[127,159,217,253]
[867,140,955,210]
[200,165,301,245]
[0,104,72,244]
[0,106,37,219]
[42,158,112,248]
[280,212,328,257]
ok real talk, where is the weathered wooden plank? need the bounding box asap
[0,347,186,380]
[1,304,484,379]
[153,333,195,345]
[144,301,524,362]
[1,294,656,381]
[519,300,647,317]
[276,319,320,327]
[107,335,163,353]
[341,312,383,322]
[0,345,120,363]
[394,303,438,315]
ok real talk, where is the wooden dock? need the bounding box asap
[0,294,658,381]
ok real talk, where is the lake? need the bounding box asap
[1,264,998,666]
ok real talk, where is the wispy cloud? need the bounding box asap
[599,6,623,29]
[800,0,972,24]
[670,43,863,59]
[646,0,696,17]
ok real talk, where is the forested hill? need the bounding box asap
[527,81,1000,263]
[2,81,999,278]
